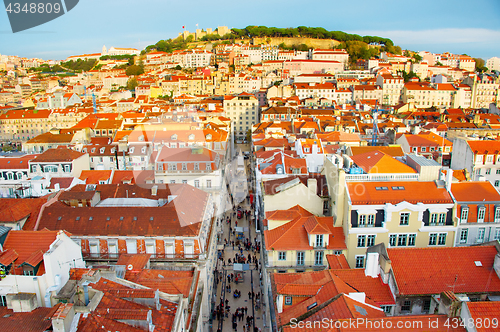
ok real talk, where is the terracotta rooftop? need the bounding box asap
[0,306,54,332]
[388,245,500,296]
[451,181,500,202]
[263,175,328,196]
[347,181,453,205]
[30,148,85,163]
[350,151,416,174]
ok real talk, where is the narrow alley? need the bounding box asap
[211,148,269,332]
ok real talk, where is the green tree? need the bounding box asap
[126,77,138,90]
[474,58,487,72]
[125,65,144,76]
[412,54,423,63]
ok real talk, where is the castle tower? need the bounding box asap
[101,45,108,56]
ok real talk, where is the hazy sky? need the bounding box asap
[1,0,499,60]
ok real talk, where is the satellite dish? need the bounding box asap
[127,264,133,271]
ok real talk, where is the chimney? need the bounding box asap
[51,303,75,332]
[364,252,380,278]
[307,178,317,193]
[348,292,366,304]
[446,168,453,191]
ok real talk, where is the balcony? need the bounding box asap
[83,252,202,261]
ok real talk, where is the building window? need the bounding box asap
[285,296,292,305]
[460,229,468,244]
[486,168,491,175]
[358,215,366,227]
[206,180,212,188]
[438,233,447,245]
[314,251,324,266]
[429,233,437,246]
[496,169,500,175]
[278,251,286,261]
[367,235,376,247]
[397,234,407,247]
[355,255,365,268]
[182,180,187,184]
[401,300,411,312]
[357,235,366,247]
[400,213,410,225]
[423,299,431,313]
[194,180,200,188]
[495,180,500,187]
[315,234,324,247]
[182,163,187,171]
[297,252,304,266]
[389,234,397,247]
[494,228,500,240]
[0,295,6,307]
[461,208,469,223]
[477,228,485,243]
[194,163,199,171]
[408,234,416,246]
[206,163,211,171]
[478,207,486,223]
[359,214,374,227]
[381,305,391,314]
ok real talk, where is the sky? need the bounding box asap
[1,0,499,61]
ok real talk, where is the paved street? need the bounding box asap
[212,150,269,332]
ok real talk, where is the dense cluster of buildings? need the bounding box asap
[0,35,500,331]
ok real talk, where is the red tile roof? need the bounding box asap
[451,181,500,202]
[349,145,404,157]
[0,306,53,332]
[263,175,328,196]
[466,301,500,332]
[467,140,500,155]
[347,181,453,205]
[326,254,350,269]
[79,170,112,184]
[265,215,345,251]
[30,148,85,162]
[388,246,500,296]
[330,269,395,305]
[351,151,416,174]
[0,154,36,169]
[2,230,62,274]
[47,177,74,189]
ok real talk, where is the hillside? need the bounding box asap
[145,26,401,65]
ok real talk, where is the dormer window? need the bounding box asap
[188,134,195,140]
[206,134,212,140]
[495,207,500,223]
[171,134,177,140]
[141,146,146,154]
[304,147,310,153]
[100,147,105,154]
[315,234,324,247]
[129,147,135,153]
[91,148,96,153]
[111,148,115,153]
[138,135,145,141]
[478,206,486,223]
